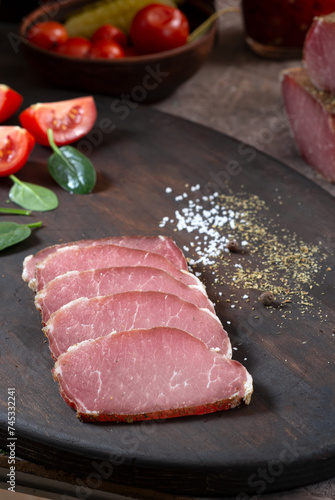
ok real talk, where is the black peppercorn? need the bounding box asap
[227,240,240,253]
[259,291,276,306]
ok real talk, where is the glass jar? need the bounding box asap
[242,0,335,58]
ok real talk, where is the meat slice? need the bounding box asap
[44,291,231,360]
[35,266,215,324]
[303,12,335,94]
[52,327,253,423]
[22,235,188,285]
[281,66,335,182]
[32,244,199,293]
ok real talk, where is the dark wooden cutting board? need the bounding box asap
[0,88,334,497]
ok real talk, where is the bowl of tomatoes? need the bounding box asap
[19,0,217,102]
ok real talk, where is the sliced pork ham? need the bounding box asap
[303,12,335,94]
[22,235,188,285]
[53,327,253,423]
[281,66,335,182]
[44,291,231,360]
[32,244,200,292]
[23,235,253,422]
[35,266,215,324]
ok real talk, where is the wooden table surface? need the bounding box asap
[0,1,335,498]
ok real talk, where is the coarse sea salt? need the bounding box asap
[160,184,238,266]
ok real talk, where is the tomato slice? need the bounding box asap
[19,96,97,146]
[0,85,23,124]
[0,126,35,177]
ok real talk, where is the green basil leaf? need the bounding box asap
[9,175,59,212]
[0,221,42,251]
[48,146,96,194]
[47,129,96,195]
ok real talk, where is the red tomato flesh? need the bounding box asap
[0,85,23,123]
[27,21,68,50]
[53,37,91,57]
[129,4,190,55]
[88,40,125,59]
[19,96,97,146]
[91,25,128,48]
[0,126,35,177]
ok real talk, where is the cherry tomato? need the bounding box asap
[0,126,35,177]
[90,24,128,48]
[53,37,91,57]
[0,85,23,123]
[124,46,139,57]
[87,40,125,59]
[129,4,190,55]
[19,96,97,147]
[27,21,68,50]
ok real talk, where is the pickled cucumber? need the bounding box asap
[64,0,179,38]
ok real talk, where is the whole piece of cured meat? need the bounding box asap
[281,66,335,182]
[303,12,335,94]
[32,244,202,292]
[35,266,215,324]
[22,235,188,285]
[44,291,231,360]
[53,327,253,423]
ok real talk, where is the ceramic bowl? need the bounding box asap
[19,0,217,102]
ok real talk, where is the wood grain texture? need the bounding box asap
[0,87,334,497]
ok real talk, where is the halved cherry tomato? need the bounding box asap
[19,96,97,147]
[27,21,68,50]
[53,37,91,57]
[129,4,190,55]
[0,85,23,123]
[0,126,35,177]
[87,40,125,59]
[91,25,128,48]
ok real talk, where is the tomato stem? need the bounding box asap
[0,207,32,215]
[187,6,240,44]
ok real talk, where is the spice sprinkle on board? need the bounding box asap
[160,184,330,326]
